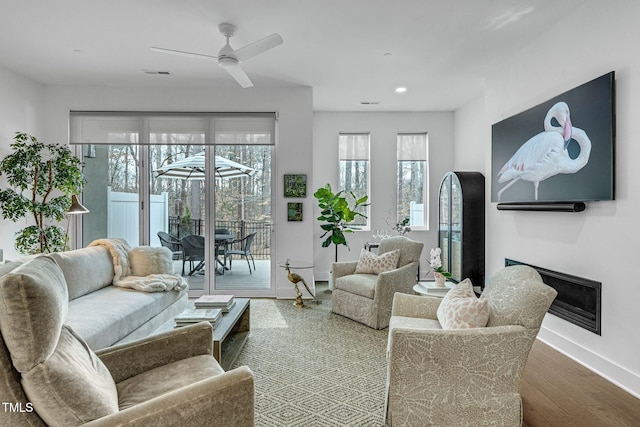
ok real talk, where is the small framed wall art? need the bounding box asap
[284,174,307,198]
[287,202,303,221]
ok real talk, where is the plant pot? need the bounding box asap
[434,272,446,287]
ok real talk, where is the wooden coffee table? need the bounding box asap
[213,298,250,370]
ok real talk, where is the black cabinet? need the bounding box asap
[438,171,485,287]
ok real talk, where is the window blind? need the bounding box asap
[69,112,276,145]
[397,133,428,161]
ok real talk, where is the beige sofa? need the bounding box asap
[31,245,188,349]
[0,256,254,426]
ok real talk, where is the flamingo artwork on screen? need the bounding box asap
[491,71,615,204]
[496,101,592,201]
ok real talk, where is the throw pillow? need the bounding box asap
[436,278,489,329]
[129,246,174,276]
[354,249,400,274]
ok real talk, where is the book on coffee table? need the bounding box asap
[194,295,235,312]
[175,308,222,327]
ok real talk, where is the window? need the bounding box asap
[338,133,370,229]
[397,133,428,229]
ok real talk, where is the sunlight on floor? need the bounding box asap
[252,300,289,329]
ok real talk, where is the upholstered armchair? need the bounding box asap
[331,236,424,329]
[384,265,557,426]
[0,256,254,427]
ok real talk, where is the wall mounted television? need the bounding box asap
[491,71,615,205]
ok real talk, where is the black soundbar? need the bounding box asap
[496,202,586,212]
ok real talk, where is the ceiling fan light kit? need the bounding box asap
[150,22,283,89]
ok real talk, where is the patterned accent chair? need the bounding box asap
[331,236,424,329]
[384,265,557,426]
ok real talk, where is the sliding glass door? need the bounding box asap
[72,112,276,297]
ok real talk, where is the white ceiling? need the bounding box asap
[0,0,585,111]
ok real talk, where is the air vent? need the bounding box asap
[360,101,381,105]
[142,70,172,75]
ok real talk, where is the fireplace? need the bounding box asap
[505,259,601,335]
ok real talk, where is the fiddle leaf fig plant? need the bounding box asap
[314,183,369,262]
[0,132,85,254]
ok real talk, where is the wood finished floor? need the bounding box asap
[522,340,640,426]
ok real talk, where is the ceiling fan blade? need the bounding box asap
[233,33,283,62]
[224,64,253,88]
[150,47,218,60]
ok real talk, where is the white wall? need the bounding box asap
[40,85,313,299]
[313,111,455,279]
[454,2,640,396]
[0,67,46,261]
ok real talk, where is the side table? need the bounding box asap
[279,259,317,308]
[413,281,455,298]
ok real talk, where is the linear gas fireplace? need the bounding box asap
[505,259,601,335]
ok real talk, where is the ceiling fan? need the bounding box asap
[150,23,283,88]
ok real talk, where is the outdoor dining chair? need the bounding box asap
[227,232,257,274]
[181,235,205,276]
[157,231,183,261]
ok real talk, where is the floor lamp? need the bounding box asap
[66,195,89,249]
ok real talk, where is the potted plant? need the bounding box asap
[0,132,85,254]
[314,183,369,262]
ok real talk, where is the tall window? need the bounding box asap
[397,133,428,229]
[339,133,370,229]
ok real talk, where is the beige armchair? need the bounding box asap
[0,256,254,427]
[331,236,424,329]
[385,265,557,426]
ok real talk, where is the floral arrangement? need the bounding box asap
[428,247,452,278]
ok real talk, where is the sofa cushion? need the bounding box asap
[0,257,68,372]
[129,246,174,277]
[117,354,224,410]
[334,273,378,299]
[48,246,115,300]
[355,249,400,274]
[67,285,187,349]
[437,279,489,329]
[22,326,118,426]
[389,315,442,331]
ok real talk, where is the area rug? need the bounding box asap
[231,284,388,426]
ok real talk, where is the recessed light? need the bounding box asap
[395,87,407,93]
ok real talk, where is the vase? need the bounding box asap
[434,272,446,287]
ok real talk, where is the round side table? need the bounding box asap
[278,259,316,308]
[413,281,454,298]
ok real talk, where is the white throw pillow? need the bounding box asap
[436,278,489,329]
[129,246,174,276]
[354,249,400,274]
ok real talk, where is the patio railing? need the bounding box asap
[168,217,271,260]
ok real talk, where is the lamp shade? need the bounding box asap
[67,195,89,214]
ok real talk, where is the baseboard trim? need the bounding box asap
[537,326,640,398]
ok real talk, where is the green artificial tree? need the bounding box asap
[314,183,369,262]
[0,132,85,254]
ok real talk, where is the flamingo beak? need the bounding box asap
[563,117,572,149]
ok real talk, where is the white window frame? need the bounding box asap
[396,132,429,230]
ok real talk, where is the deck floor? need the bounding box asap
[174,259,271,291]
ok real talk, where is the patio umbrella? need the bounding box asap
[154,152,255,180]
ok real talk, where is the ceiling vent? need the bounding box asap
[142,70,172,75]
[360,101,381,105]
